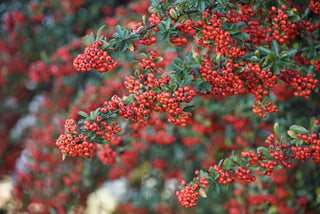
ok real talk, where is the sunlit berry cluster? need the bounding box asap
[56,119,95,158]
[73,41,119,73]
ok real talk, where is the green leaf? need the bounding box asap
[78,111,89,118]
[233,155,241,164]
[170,74,180,84]
[274,122,280,137]
[154,57,163,64]
[208,166,214,177]
[273,64,280,75]
[257,147,271,158]
[191,78,203,86]
[271,40,279,54]
[287,130,297,139]
[83,35,94,46]
[201,82,212,93]
[239,32,250,41]
[95,25,106,41]
[293,42,300,49]
[257,46,272,55]
[137,53,148,59]
[260,167,267,173]
[285,49,297,57]
[289,125,309,135]
[183,75,194,87]
[142,15,146,25]
[161,85,170,92]
[214,181,221,193]
[183,105,195,112]
[225,28,240,34]
[223,158,232,170]
[185,52,192,65]
[115,25,124,37]
[287,14,300,22]
[128,33,141,42]
[174,57,184,64]
[199,1,206,11]
[199,170,209,179]
[235,22,245,28]
[248,165,260,171]
[171,83,178,92]
[62,153,67,161]
[101,40,109,49]
[189,63,201,69]
[249,56,259,62]
[196,31,203,40]
[310,117,316,131]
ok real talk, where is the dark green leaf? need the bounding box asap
[115,25,123,37]
[225,28,239,34]
[201,82,212,92]
[271,40,279,54]
[183,75,194,87]
[257,46,272,55]
[170,75,180,84]
[183,105,195,112]
[189,63,201,69]
[287,14,300,22]
[273,64,280,75]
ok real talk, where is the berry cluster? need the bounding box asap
[226,4,256,23]
[243,20,267,46]
[279,69,318,98]
[267,6,299,44]
[139,35,157,46]
[56,119,95,158]
[199,54,280,117]
[177,19,195,34]
[104,95,152,125]
[148,13,161,31]
[73,41,118,73]
[315,60,320,73]
[97,144,117,165]
[292,132,320,163]
[177,122,320,207]
[309,0,320,14]
[235,166,256,182]
[83,114,122,142]
[176,181,200,208]
[170,36,188,47]
[196,12,245,57]
[156,86,195,127]
[213,164,236,185]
